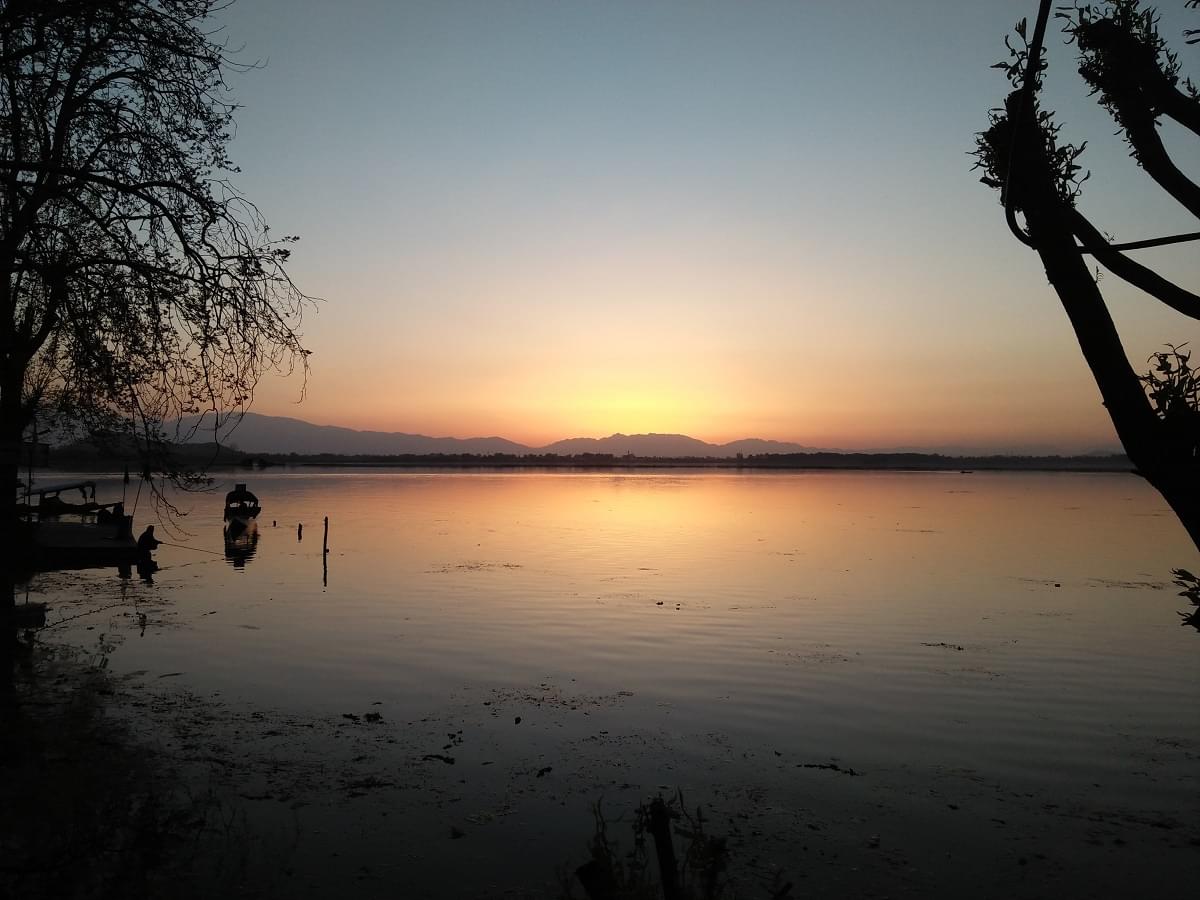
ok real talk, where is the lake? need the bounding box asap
[25,470,1200,897]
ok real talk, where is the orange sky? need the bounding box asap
[226,1,1198,453]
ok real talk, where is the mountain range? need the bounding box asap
[178,413,826,458]
[175,412,1123,458]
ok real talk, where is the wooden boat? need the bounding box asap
[224,483,261,526]
[15,480,137,570]
[18,479,110,517]
[29,519,138,570]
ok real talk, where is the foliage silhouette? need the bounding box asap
[975,0,1200,546]
[1170,566,1200,627]
[0,0,313,524]
[562,792,790,900]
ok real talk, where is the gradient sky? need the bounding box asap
[214,0,1199,452]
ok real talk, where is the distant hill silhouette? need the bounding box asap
[177,413,528,456]
[175,412,1121,459]
[541,433,825,458]
[178,414,825,458]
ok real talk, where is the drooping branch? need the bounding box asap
[1068,208,1200,318]
[1119,114,1200,217]
[977,2,1200,549]
[0,0,314,498]
[1066,3,1200,215]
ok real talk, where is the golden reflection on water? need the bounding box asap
[35,470,1200,791]
[25,469,1200,898]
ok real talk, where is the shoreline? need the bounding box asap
[6,589,1196,899]
[33,456,1134,476]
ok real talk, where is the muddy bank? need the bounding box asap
[4,623,1197,899]
[0,642,257,900]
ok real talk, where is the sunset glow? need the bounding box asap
[222,0,1198,452]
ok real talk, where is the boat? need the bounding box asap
[223,483,261,535]
[15,479,138,571]
[18,479,105,517]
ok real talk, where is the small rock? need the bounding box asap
[514,716,522,725]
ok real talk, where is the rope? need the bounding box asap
[158,541,225,557]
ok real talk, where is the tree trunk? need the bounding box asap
[1031,209,1200,548]
[1141,471,1200,550]
[0,571,12,698]
[1,369,28,674]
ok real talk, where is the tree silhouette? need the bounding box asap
[0,0,312,521]
[975,0,1200,546]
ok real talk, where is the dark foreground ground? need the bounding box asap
[3,629,1197,900]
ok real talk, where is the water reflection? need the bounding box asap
[223,520,259,570]
[9,470,1199,898]
[135,557,158,583]
[26,471,1200,742]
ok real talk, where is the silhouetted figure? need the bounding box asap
[224,483,261,521]
[136,525,160,582]
[137,525,161,556]
[97,501,124,526]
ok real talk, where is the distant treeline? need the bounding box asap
[243,451,1131,471]
[43,440,1133,473]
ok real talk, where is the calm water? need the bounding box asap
[25,470,1200,895]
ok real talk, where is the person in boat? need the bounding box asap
[224,483,261,519]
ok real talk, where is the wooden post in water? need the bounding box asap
[323,516,329,555]
[322,516,329,588]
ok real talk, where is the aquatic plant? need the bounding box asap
[564,791,790,900]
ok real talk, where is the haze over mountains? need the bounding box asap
[177,413,1120,458]
[180,413,826,458]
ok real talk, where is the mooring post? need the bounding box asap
[322,516,329,588]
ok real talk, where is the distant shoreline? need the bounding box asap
[44,445,1135,474]
[268,454,1133,473]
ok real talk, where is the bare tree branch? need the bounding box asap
[0,0,315,511]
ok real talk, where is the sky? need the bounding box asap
[213,0,1199,452]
